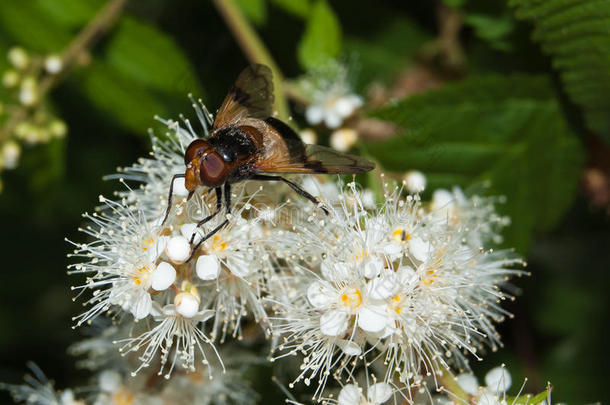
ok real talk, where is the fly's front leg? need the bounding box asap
[186,183,232,262]
[162,174,186,225]
[189,187,222,244]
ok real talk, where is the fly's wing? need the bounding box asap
[212,64,274,131]
[252,117,375,174]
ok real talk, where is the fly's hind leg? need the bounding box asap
[251,174,329,215]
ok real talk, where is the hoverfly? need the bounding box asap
[164,64,374,259]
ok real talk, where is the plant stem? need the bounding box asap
[212,0,290,121]
[1,0,128,142]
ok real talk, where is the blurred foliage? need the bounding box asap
[365,75,584,252]
[511,0,610,143]
[0,0,608,404]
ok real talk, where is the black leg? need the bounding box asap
[251,175,329,215]
[189,187,223,244]
[162,174,185,225]
[186,183,232,262]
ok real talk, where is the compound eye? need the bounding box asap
[200,152,227,186]
[184,139,208,166]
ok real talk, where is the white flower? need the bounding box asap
[301,60,364,129]
[44,55,63,74]
[456,373,479,395]
[330,128,359,152]
[485,366,512,393]
[117,301,219,378]
[269,182,524,398]
[335,383,394,405]
[403,170,426,193]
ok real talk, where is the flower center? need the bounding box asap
[132,265,151,286]
[211,234,227,252]
[141,236,155,251]
[390,294,404,314]
[340,288,362,310]
[112,390,134,405]
[421,256,442,285]
[392,228,411,242]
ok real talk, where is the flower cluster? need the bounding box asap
[267,180,524,399]
[1,95,530,404]
[0,46,68,192]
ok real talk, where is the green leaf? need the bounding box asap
[297,0,341,70]
[79,62,169,134]
[105,17,203,97]
[464,14,515,51]
[0,1,71,52]
[270,0,310,18]
[344,18,430,90]
[364,75,584,252]
[510,0,610,142]
[236,0,267,25]
[36,0,104,28]
[507,386,552,404]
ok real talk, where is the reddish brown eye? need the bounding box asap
[200,152,227,187]
[184,139,209,166]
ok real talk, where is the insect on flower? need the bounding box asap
[163,64,375,260]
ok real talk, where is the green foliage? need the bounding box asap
[344,18,430,90]
[79,62,169,134]
[510,0,610,142]
[236,0,267,25]
[364,75,584,252]
[269,0,310,18]
[36,0,104,28]
[0,1,72,52]
[105,17,203,97]
[464,14,515,51]
[507,387,551,404]
[297,0,341,70]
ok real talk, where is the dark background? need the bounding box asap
[0,1,608,403]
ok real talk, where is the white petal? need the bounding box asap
[305,105,324,125]
[457,373,479,395]
[338,384,362,405]
[358,305,388,333]
[324,111,342,129]
[334,97,356,118]
[307,281,335,309]
[409,236,431,262]
[330,128,357,151]
[432,189,454,210]
[361,189,376,209]
[320,310,348,336]
[148,235,168,262]
[180,223,203,244]
[321,259,351,281]
[397,266,418,291]
[362,257,383,278]
[337,339,362,356]
[485,367,511,393]
[133,292,152,320]
[367,382,393,404]
[196,255,221,280]
[367,272,398,300]
[172,176,189,197]
[478,389,501,405]
[166,235,191,263]
[98,370,121,393]
[151,262,176,291]
[382,241,403,258]
[174,292,200,318]
[404,170,426,193]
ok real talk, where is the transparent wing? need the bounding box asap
[212,64,274,131]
